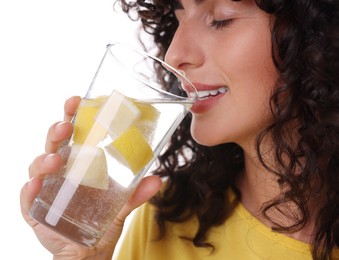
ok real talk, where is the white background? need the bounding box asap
[0,0,142,258]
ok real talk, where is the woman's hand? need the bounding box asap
[20,97,162,259]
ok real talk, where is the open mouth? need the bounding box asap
[189,86,229,100]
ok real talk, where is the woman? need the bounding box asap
[20,0,338,259]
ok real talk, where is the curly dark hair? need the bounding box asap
[116,0,339,259]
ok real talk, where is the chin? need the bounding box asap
[190,116,232,146]
[190,130,224,147]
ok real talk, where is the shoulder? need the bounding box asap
[128,202,158,235]
[131,202,157,228]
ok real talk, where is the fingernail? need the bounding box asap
[43,154,55,162]
[55,121,67,129]
[28,177,36,187]
[28,177,33,186]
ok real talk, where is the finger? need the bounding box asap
[45,121,73,153]
[28,153,63,179]
[44,96,80,153]
[64,96,81,122]
[126,175,163,209]
[20,177,43,223]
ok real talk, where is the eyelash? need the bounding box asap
[209,19,234,29]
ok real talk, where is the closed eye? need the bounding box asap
[209,19,234,30]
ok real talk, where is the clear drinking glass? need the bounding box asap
[29,42,197,247]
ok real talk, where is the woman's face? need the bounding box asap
[165,0,278,148]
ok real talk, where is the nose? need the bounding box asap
[164,20,203,73]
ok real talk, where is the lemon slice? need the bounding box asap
[64,144,109,190]
[73,91,141,145]
[135,102,160,122]
[106,126,154,175]
[134,102,160,141]
[73,98,103,144]
[105,92,141,140]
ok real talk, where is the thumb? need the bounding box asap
[124,175,163,210]
[99,175,162,248]
[117,174,162,222]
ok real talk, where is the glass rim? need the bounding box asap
[105,42,199,103]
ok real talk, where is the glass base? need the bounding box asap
[29,199,101,248]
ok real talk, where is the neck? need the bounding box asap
[236,145,316,244]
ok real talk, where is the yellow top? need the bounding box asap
[115,201,338,260]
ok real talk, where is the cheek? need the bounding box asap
[226,28,275,84]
